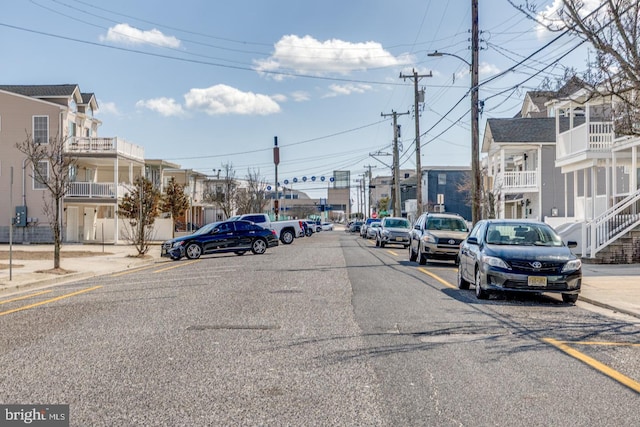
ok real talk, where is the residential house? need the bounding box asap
[549,86,640,262]
[0,84,145,244]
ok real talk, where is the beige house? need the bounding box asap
[0,84,145,244]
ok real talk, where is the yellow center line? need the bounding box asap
[0,286,102,317]
[387,250,399,256]
[543,337,640,394]
[0,290,53,305]
[417,267,457,289]
[153,259,200,273]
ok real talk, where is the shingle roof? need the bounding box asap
[486,118,556,143]
[0,84,79,97]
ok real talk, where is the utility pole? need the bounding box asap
[381,110,409,217]
[400,69,432,217]
[363,164,376,217]
[471,0,481,225]
[273,136,280,221]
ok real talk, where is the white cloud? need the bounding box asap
[323,83,372,98]
[183,84,281,115]
[254,34,413,77]
[272,93,288,102]
[100,23,181,48]
[95,100,120,116]
[291,91,310,102]
[535,0,601,38]
[136,97,184,117]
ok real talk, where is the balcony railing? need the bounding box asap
[66,182,130,198]
[556,121,614,159]
[498,170,538,191]
[65,137,145,161]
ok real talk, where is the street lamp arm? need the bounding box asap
[428,50,471,68]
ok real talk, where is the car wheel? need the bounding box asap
[375,237,380,247]
[475,267,489,299]
[409,244,417,262]
[418,244,427,265]
[380,240,386,248]
[457,264,470,290]
[185,243,202,260]
[562,293,578,304]
[305,228,312,237]
[281,230,294,245]
[251,238,268,254]
[235,251,246,256]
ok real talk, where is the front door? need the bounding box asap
[66,206,79,242]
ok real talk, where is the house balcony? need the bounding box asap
[66,182,131,199]
[65,137,145,161]
[556,121,614,167]
[496,170,539,193]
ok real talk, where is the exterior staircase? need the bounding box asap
[582,189,640,263]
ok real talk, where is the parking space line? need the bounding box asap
[152,259,200,273]
[0,286,102,317]
[386,250,400,256]
[417,267,456,289]
[0,290,53,305]
[543,337,640,393]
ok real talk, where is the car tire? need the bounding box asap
[235,251,246,256]
[457,265,470,290]
[185,243,202,260]
[475,267,489,299]
[281,229,294,245]
[251,238,268,254]
[380,240,386,248]
[375,237,380,247]
[562,293,578,304]
[409,244,417,262]
[418,244,427,265]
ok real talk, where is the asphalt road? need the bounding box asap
[1,230,639,426]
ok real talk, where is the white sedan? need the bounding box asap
[321,222,334,231]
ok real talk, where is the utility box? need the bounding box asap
[15,206,27,227]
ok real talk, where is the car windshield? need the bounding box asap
[425,217,468,232]
[384,219,410,228]
[485,223,563,246]
[192,222,220,236]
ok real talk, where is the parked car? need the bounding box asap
[228,213,304,244]
[375,217,411,248]
[409,212,469,265]
[365,221,381,239]
[321,222,334,231]
[304,219,322,233]
[348,221,364,233]
[161,220,279,261]
[457,219,582,303]
[360,217,379,238]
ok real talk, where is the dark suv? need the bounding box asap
[409,212,469,264]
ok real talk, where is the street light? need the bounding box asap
[428,48,481,225]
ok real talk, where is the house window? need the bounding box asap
[33,161,49,189]
[33,116,49,144]
[438,173,447,185]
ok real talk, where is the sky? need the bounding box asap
[0,0,593,199]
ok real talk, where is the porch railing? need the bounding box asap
[582,188,640,258]
[557,121,614,159]
[65,137,145,161]
[499,170,538,190]
[66,182,130,198]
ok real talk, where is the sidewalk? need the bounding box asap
[1,243,639,319]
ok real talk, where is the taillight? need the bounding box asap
[271,229,277,236]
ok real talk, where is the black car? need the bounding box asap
[161,220,279,260]
[457,219,581,303]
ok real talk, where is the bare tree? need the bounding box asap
[203,163,238,218]
[118,177,161,255]
[160,177,190,236]
[237,168,269,214]
[16,133,76,270]
[514,1,640,135]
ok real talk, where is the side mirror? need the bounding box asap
[567,241,577,248]
[467,236,479,245]
[414,224,421,230]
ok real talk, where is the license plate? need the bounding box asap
[395,237,403,241]
[528,276,547,287]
